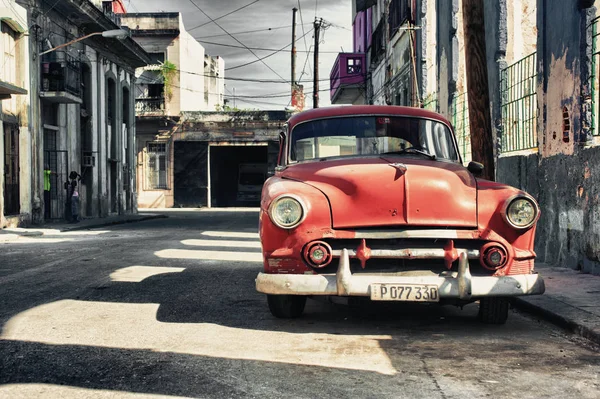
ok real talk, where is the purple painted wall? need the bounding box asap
[353,9,372,53]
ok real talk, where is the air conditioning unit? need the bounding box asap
[82,153,96,167]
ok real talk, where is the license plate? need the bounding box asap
[370,284,439,302]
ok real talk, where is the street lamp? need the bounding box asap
[39,29,129,56]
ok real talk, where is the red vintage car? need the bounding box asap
[256,105,545,324]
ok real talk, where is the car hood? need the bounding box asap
[281,157,477,229]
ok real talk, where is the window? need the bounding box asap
[1,22,16,85]
[347,58,363,75]
[388,0,410,36]
[148,52,165,65]
[146,142,168,189]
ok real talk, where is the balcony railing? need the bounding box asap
[136,97,165,114]
[330,53,366,104]
[41,51,81,97]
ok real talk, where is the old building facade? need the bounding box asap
[0,0,150,228]
[0,1,29,227]
[118,12,275,210]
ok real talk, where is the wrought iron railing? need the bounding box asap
[41,51,81,97]
[451,92,472,164]
[500,52,538,152]
[135,98,165,114]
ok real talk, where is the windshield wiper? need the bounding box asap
[382,148,437,160]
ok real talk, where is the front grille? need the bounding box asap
[305,237,496,276]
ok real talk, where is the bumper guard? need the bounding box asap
[256,249,545,299]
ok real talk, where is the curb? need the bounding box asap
[512,297,600,346]
[59,214,168,232]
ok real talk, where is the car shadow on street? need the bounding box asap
[74,263,526,338]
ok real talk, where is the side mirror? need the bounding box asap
[467,161,484,176]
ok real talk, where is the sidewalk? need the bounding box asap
[513,264,600,345]
[0,212,166,241]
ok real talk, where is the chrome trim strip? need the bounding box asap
[331,248,480,259]
[351,229,469,239]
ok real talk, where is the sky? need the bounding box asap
[128,0,354,110]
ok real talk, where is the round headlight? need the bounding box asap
[269,196,305,229]
[505,197,538,229]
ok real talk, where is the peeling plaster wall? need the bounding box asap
[424,0,438,100]
[496,1,600,275]
[537,0,583,155]
[498,148,600,275]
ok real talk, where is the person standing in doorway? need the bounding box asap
[44,163,55,220]
[65,171,81,223]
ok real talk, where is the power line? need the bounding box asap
[194,24,311,40]
[224,27,314,71]
[198,39,339,53]
[188,0,260,32]
[185,0,289,83]
[297,0,312,79]
[135,66,332,84]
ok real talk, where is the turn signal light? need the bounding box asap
[480,244,508,270]
[303,241,333,268]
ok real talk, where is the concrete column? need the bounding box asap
[98,60,107,217]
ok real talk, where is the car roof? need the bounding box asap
[287,105,453,128]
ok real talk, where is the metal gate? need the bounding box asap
[3,123,19,216]
[500,52,538,152]
[44,147,69,220]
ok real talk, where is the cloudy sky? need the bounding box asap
[128,0,353,110]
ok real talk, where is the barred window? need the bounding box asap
[146,142,168,190]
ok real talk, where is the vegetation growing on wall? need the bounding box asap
[161,61,177,100]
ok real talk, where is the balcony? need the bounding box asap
[330,53,366,104]
[40,51,82,104]
[136,97,165,115]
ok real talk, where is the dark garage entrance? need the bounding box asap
[210,145,268,207]
[174,142,209,207]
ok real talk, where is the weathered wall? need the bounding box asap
[435,0,459,117]
[483,0,507,163]
[178,18,206,112]
[496,0,600,275]
[1,1,31,228]
[537,0,583,155]
[498,147,600,275]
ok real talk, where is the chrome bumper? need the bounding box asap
[256,249,545,299]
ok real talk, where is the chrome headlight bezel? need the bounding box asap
[501,195,540,230]
[268,194,307,229]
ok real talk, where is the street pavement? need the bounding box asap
[0,209,599,398]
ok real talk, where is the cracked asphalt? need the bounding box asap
[0,209,599,398]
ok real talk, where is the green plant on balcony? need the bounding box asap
[160,60,177,101]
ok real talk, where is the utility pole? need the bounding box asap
[291,7,297,90]
[313,18,321,109]
[462,0,495,181]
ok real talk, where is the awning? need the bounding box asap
[0,80,27,100]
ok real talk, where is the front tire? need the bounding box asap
[267,295,307,318]
[478,297,510,324]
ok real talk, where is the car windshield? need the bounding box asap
[290,116,460,162]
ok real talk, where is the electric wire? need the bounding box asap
[224,27,314,71]
[197,39,338,53]
[195,24,311,40]
[297,0,312,80]
[135,65,333,84]
[187,0,260,32]
[184,0,289,83]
